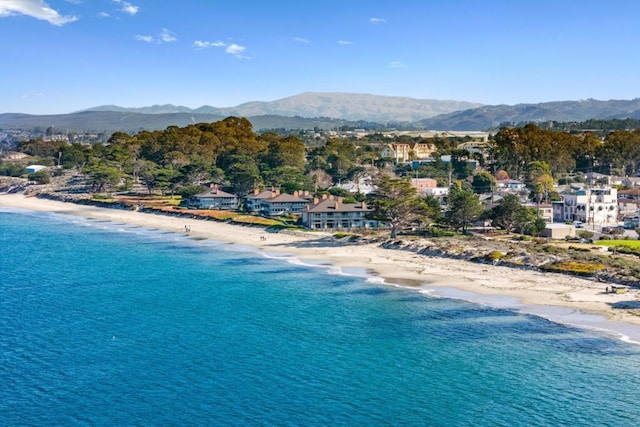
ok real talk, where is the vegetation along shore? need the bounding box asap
[2,116,640,331]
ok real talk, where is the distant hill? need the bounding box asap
[0,111,382,134]
[4,94,640,134]
[419,99,640,131]
[81,92,483,123]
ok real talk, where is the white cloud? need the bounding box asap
[160,28,176,43]
[21,92,44,100]
[293,37,309,44]
[193,40,250,59]
[226,44,249,59]
[97,11,110,18]
[136,29,177,44]
[388,61,408,69]
[0,0,78,26]
[370,17,386,24]
[338,40,353,45]
[113,0,139,16]
[135,35,153,43]
[193,40,226,49]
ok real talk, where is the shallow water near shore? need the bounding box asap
[2,208,640,426]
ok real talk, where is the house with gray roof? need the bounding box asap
[259,192,310,216]
[301,195,377,230]
[192,184,238,210]
[244,188,280,213]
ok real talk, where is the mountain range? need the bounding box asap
[79,92,482,123]
[2,92,640,133]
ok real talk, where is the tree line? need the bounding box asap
[3,118,640,236]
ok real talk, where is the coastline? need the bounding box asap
[2,193,640,341]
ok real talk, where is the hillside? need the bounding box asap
[419,98,640,130]
[81,92,482,123]
[4,94,640,133]
[0,111,381,134]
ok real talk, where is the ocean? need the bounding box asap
[1,207,640,426]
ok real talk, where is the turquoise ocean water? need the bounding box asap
[2,207,640,426]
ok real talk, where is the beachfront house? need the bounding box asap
[301,195,377,230]
[258,191,311,217]
[553,187,618,225]
[192,184,238,210]
[244,188,281,213]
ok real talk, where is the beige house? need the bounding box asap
[381,142,436,163]
[410,178,438,194]
[540,223,575,239]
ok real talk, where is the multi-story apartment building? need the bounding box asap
[552,187,618,225]
[301,195,376,230]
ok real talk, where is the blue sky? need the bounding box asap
[2,0,640,114]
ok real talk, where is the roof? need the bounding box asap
[261,193,308,204]
[545,223,572,229]
[305,196,371,213]
[195,187,237,198]
[246,189,279,200]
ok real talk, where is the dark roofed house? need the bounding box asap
[259,191,310,217]
[302,194,377,230]
[245,188,281,213]
[192,184,238,210]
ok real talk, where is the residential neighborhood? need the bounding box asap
[3,119,640,241]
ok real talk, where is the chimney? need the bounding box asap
[254,189,259,196]
[313,197,319,204]
[293,191,299,197]
[360,201,367,209]
[322,194,328,200]
[338,197,344,203]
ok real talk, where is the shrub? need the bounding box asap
[542,261,606,276]
[28,170,50,184]
[577,230,594,240]
[568,246,591,252]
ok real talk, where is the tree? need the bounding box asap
[226,156,260,197]
[369,176,433,238]
[516,207,546,236]
[261,134,306,170]
[84,163,122,192]
[488,194,523,233]
[471,171,496,194]
[446,185,483,233]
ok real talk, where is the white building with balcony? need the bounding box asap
[553,187,618,225]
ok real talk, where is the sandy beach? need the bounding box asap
[2,193,640,341]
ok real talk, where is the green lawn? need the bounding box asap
[596,240,640,248]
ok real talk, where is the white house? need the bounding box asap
[25,165,47,174]
[553,187,618,225]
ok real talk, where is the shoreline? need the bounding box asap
[2,193,640,342]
